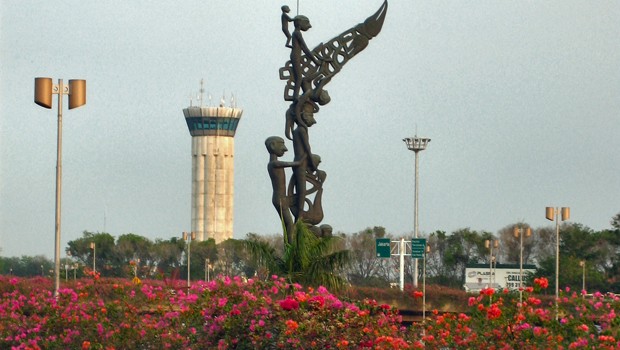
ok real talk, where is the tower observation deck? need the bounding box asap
[182,103,243,243]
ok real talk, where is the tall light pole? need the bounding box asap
[485,239,499,287]
[205,258,211,282]
[183,232,196,288]
[65,248,72,281]
[546,206,570,320]
[403,135,430,288]
[514,226,532,304]
[422,244,430,323]
[90,242,96,273]
[579,260,586,294]
[34,77,86,297]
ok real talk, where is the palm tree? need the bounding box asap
[244,220,351,291]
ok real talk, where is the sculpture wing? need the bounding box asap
[280,0,388,101]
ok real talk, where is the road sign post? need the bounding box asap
[411,238,426,259]
[376,238,391,258]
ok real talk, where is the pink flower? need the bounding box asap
[308,295,325,308]
[279,298,299,311]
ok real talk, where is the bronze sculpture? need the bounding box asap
[268,1,388,244]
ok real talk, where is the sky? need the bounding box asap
[1,1,619,258]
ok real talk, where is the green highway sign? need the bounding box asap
[411,238,426,259]
[376,238,391,258]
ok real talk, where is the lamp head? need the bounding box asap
[34,77,53,109]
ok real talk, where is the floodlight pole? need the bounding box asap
[485,239,498,289]
[90,242,96,273]
[546,206,570,320]
[34,77,86,297]
[514,226,531,304]
[403,136,430,288]
[423,244,430,323]
[184,232,196,288]
[579,260,586,295]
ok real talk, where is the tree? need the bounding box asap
[425,230,451,285]
[151,237,185,275]
[497,223,535,264]
[188,238,217,280]
[66,231,116,276]
[442,228,492,286]
[216,238,252,278]
[532,225,556,265]
[113,233,154,277]
[611,212,620,230]
[345,226,389,286]
[244,220,351,291]
[559,223,597,260]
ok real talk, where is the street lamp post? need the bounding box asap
[403,135,430,288]
[545,206,570,320]
[183,232,196,288]
[34,77,86,297]
[65,248,71,281]
[90,242,96,273]
[485,239,499,295]
[205,258,211,282]
[422,244,430,323]
[514,226,532,304]
[579,260,586,294]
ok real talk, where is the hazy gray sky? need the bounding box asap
[1,1,619,258]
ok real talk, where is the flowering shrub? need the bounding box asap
[0,274,618,349]
[0,275,406,349]
[411,285,620,349]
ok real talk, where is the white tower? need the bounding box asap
[182,87,243,243]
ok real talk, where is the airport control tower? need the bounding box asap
[182,83,243,243]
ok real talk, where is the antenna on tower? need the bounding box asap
[220,90,226,107]
[230,93,235,108]
[199,79,205,107]
[189,92,193,107]
[208,93,212,106]
[296,0,299,15]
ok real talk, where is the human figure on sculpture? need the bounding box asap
[291,102,318,221]
[301,153,325,225]
[290,15,321,100]
[281,5,293,48]
[266,136,302,244]
[319,224,333,238]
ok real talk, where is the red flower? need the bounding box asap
[279,298,299,311]
[413,291,424,299]
[480,288,495,296]
[308,295,325,308]
[487,304,502,320]
[534,277,549,289]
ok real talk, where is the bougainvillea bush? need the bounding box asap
[410,278,620,349]
[0,274,407,349]
[0,274,618,349]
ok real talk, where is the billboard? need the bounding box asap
[464,263,536,292]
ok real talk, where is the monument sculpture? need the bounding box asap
[268,1,388,244]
